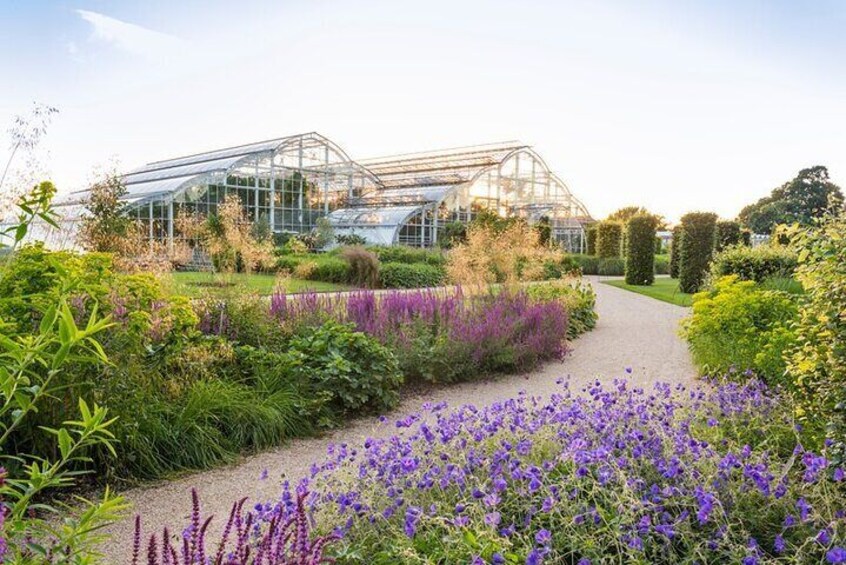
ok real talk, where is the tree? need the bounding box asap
[607,206,667,229]
[78,171,132,254]
[738,166,844,234]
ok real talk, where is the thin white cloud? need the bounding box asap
[76,9,183,58]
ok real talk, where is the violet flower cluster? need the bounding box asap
[243,379,846,563]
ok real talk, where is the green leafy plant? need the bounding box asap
[709,244,798,283]
[678,212,717,293]
[785,213,846,461]
[715,220,743,252]
[0,184,127,562]
[682,275,797,382]
[624,214,658,285]
[585,224,598,255]
[669,225,682,278]
[287,321,402,417]
[595,220,622,258]
[379,262,445,288]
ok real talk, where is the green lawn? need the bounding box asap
[602,276,693,307]
[168,271,350,298]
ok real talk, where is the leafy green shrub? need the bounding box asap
[306,256,351,284]
[786,214,846,461]
[379,262,445,288]
[541,255,582,279]
[596,220,623,258]
[340,246,380,288]
[287,321,402,416]
[682,276,797,382]
[585,223,598,255]
[669,225,682,278]
[709,244,798,283]
[715,220,743,251]
[525,280,598,337]
[335,233,367,246]
[367,245,446,267]
[567,255,625,276]
[678,212,717,293]
[655,254,669,274]
[624,214,658,285]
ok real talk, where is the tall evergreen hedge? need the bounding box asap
[586,224,598,255]
[625,214,658,285]
[715,220,743,251]
[596,221,623,258]
[678,212,718,293]
[669,226,683,279]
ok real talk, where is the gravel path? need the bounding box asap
[99,276,696,561]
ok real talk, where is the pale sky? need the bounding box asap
[2,0,845,222]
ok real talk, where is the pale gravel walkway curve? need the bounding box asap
[99,276,696,561]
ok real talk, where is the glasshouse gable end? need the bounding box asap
[60,132,594,251]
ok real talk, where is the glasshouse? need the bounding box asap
[25,132,593,251]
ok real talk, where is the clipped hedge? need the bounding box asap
[678,212,717,293]
[596,221,623,258]
[715,220,744,251]
[307,256,351,284]
[585,224,598,255]
[669,226,683,279]
[710,244,798,283]
[366,245,446,267]
[379,262,445,288]
[569,255,625,276]
[624,214,658,285]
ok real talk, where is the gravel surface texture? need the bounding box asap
[99,276,696,561]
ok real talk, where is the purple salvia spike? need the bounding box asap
[214,501,241,565]
[198,515,213,565]
[147,534,158,565]
[132,515,142,565]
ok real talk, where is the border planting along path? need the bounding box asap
[99,276,696,561]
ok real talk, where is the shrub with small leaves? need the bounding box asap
[624,214,658,285]
[678,212,717,293]
[715,220,744,251]
[710,244,798,283]
[585,224,598,255]
[669,225,683,279]
[596,221,623,258]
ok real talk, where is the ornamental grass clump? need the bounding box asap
[249,379,846,564]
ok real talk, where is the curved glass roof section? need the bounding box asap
[119,132,383,206]
[329,142,592,245]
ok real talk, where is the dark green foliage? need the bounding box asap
[335,233,367,246]
[654,236,663,255]
[440,222,467,249]
[535,216,552,246]
[715,220,743,251]
[567,255,625,276]
[542,255,582,279]
[710,245,798,283]
[585,224,598,255]
[624,214,658,285]
[366,245,446,267]
[669,226,683,279]
[307,256,352,283]
[287,322,402,416]
[655,254,670,275]
[738,166,844,234]
[341,246,380,288]
[596,221,623,258]
[379,262,445,288]
[678,212,717,293]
